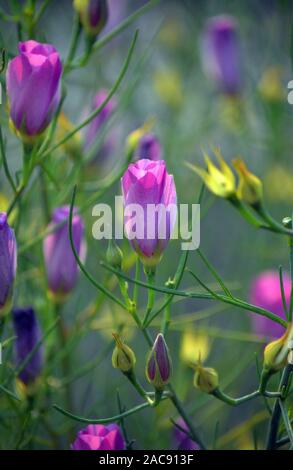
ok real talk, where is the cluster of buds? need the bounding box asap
[187,148,263,208]
[112,333,172,392]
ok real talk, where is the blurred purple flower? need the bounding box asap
[74,0,108,36]
[71,424,125,450]
[121,159,177,266]
[249,271,290,338]
[173,418,200,451]
[12,307,43,385]
[84,89,117,157]
[0,213,17,316]
[146,333,172,389]
[43,206,86,297]
[6,40,62,139]
[201,15,241,96]
[135,133,162,161]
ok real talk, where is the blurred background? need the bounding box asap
[1,0,293,450]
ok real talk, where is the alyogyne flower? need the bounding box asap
[43,206,86,298]
[233,159,263,206]
[146,333,172,390]
[173,418,200,451]
[121,159,177,267]
[0,213,17,317]
[201,15,241,96]
[71,424,125,450]
[74,0,108,37]
[6,40,62,141]
[186,149,235,198]
[135,133,162,161]
[250,271,290,338]
[12,307,43,386]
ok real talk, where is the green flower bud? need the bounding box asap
[112,333,136,373]
[193,364,219,394]
[106,240,123,269]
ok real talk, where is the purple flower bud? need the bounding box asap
[135,133,162,161]
[43,206,86,298]
[201,15,241,96]
[74,0,108,37]
[0,213,17,316]
[146,333,172,390]
[173,418,200,451]
[249,271,289,338]
[121,159,177,267]
[71,424,125,450]
[12,307,43,386]
[84,89,117,154]
[6,40,62,140]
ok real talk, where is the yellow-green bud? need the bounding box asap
[263,326,292,373]
[112,333,136,373]
[232,159,263,205]
[193,364,219,394]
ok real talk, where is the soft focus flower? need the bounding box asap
[258,66,284,103]
[6,40,62,141]
[186,149,235,198]
[263,325,292,373]
[56,113,82,158]
[173,418,200,451]
[84,89,116,149]
[12,307,43,386]
[71,424,125,450]
[153,68,183,108]
[74,0,108,37]
[0,213,17,317]
[249,271,290,338]
[265,165,293,204]
[43,206,86,298]
[135,133,162,161]
[180,330,210,365]
[232,159,263,205]
[122,159,177,267]
[146,333,172,390]
[201,15,241,96]
[112,333,136,373]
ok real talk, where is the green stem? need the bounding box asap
[64,13,82,73]
[213,388,260,406]
[168,384,206,449]
[143,269,156,326]
[266,363,293,449]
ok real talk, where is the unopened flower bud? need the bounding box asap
[233,159,263,206]
[74,0,108,37]
[193,363,219,394]
[112,333,136,373]
[106,240,123,269]
[263,326,292,373]
[125,119,155,157]
[146,333,172,390]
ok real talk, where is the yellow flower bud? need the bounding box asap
[233,159,263,205]
[193,362,219,394]
[112,333,136,373]
[264,325,292,373]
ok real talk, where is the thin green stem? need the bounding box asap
[197,249,233,298]
[0,126,17,193]
[64,13,82,72]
